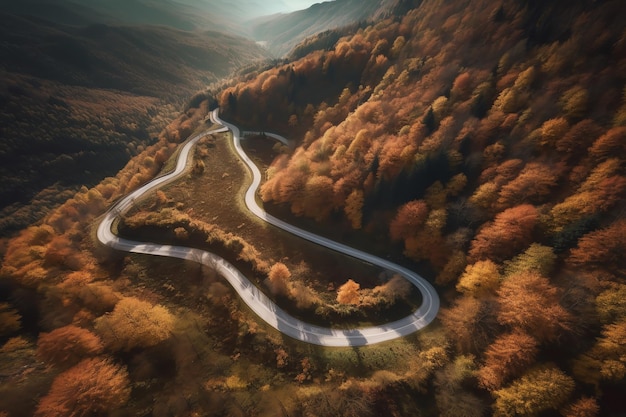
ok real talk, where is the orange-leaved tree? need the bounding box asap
[266,262,292,297]
[568,220,626,273]
[469,204,538,262]
[389,200,429,241]
[35,357,130,417]
[477,331,538,391]
[336,279,361,305]
[37,325,103,367]
[497,271,572,343]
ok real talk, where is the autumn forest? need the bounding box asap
[1,0,626,416]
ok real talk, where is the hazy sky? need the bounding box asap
[283,0,327,11]
[181,1,332,17]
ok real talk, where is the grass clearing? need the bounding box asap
[119,128,422,327]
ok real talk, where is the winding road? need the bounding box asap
[96,109,439,347]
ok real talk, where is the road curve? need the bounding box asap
[96,110,439,346]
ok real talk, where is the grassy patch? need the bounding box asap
[118,130,423,328]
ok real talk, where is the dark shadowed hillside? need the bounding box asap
[0,12,268,97]
[0,0,231,32]
[0,12,270,236]
[0,0,323,37]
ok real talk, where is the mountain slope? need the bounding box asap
[0,12,270,236]
[249,0,420,56]
[1,0,626,416]
[0,12,267,97]
[0,0,325,36]
[218,0,626,412]
[175,0,300,22]
[0,0,228,31]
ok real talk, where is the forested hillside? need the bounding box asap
[0,12,269,236]
[0,0,625,416]
[219,0,626,414]
[249,0,402,56]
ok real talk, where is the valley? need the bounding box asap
[1,0,625,416]
[0,9,271,236]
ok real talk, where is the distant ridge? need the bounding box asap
[0,10,270,235]
[249,0,422,56]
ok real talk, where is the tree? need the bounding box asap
[425,181,447,208]
[493,365,575,417]
[347,129,372,157]
[266,262,292,297]
[94,297,174,351]
[389,200,429,241]
[614,85,626,126]
[445,173,468,197]
[469,182,499,210]
[477,331,538,391]
[497,271,572,342]
[299,379,374,417]
[503,244,556,277]
[568,220,626,273]
[589,127,626,161]
[367,275,412,305]
[456,260,501,296]
[35,357,131,417]
[37,325,103,367]
[469,205,538,262]
[551,159,626,228]
[497,162,559,207]
[404,226,448,267]
[436,250,467,286]
[573,319,626,386]
[562,397,600,417]
[390,35,406,58]
[556,119,602,158]
[560,86,589,120]
[290,281,319,309]
[493,159,525,186]
[336,279,361,305]
[451,72,472,100]
[344,189,364,229]
[595,284,626,324]
[540,118,569,148]
[302,175,335,221]
[493,87,523,114]
[434,355,486,417]
[439,297,497,353]
[0,303,21,337]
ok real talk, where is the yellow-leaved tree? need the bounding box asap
[95,297,174,352]
[456,260,501,296]
[493,365,575,417]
